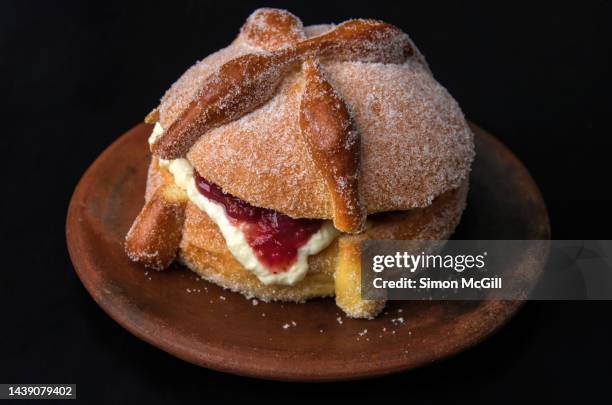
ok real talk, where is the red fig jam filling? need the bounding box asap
[195,173,324,272]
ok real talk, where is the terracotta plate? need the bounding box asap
[66,122,549,381]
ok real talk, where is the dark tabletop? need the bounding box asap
[1,0,610,403]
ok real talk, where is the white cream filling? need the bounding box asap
[149,124,339,286]
[148,121,164,146]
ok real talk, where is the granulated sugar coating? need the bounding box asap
[325,59,474,212]
[159,42,259,130]
[156,17,474,220]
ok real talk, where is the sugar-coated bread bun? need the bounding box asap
[157,14,474,220]
[128,9,475,318]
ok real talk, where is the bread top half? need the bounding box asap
[153,9,474,223]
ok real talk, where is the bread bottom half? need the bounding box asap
[160,156,468,317]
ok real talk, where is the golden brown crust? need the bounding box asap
[144,108,159,124]
[335,235,386,318]
[124,183,187,270]
[299,58,365,232]
[297,19,413,63]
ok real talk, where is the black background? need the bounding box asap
[1,0,610,403]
